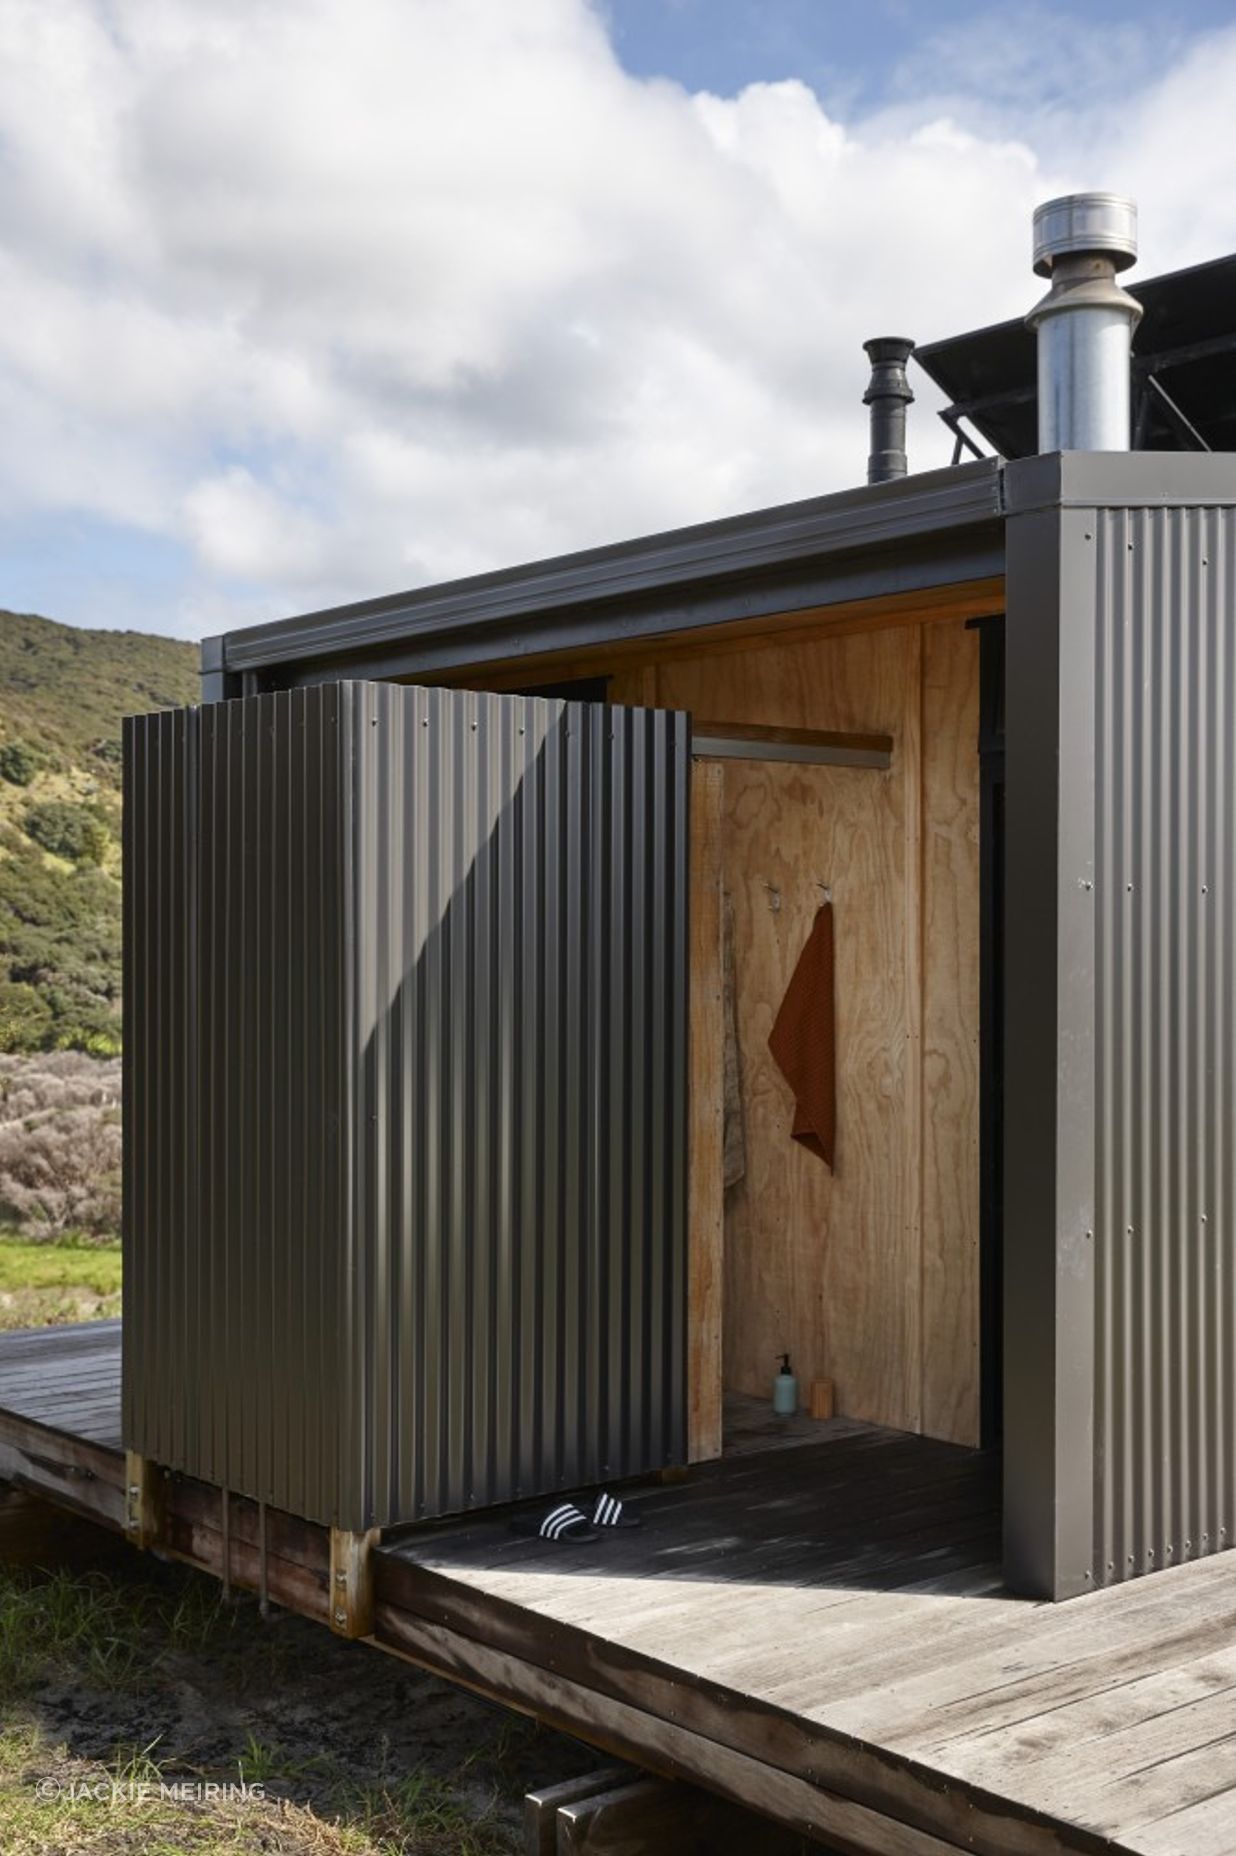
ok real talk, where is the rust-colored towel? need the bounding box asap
[768,902,835,1170]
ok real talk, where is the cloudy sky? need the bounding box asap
[1,0,1234,642]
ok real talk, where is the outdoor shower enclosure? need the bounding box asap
[124,449,1236,1600]
[123,683,689,1530]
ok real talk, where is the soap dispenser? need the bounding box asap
[773,1353,798,1416]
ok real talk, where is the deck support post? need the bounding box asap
[123,1451,163,1550]
[329,1525,381,1638]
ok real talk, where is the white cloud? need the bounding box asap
[0,0,1233,638]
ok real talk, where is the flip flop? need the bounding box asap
[509,1501,599,1544]
[589,1490,642,1530]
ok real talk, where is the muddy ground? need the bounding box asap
[0,1491,602,1854]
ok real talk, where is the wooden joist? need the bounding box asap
[0,1406,125,1531]
[373,1602,977,1856]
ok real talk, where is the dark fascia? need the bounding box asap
[1005,450,1236,516]
[207,457,1005,688]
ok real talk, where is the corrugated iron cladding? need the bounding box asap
[124,691,352,1522]
[349,685,688,1525]
[1093,504,1236,1585]
[123,683,688,1531]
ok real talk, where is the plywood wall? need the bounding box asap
[611,618,981,1447]
[920,623,981,1445]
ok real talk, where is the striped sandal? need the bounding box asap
[590,1490,642,1530]
[509,1501,599,1544]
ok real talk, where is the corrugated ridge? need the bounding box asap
[125,688,350,1520]
[351,686,687,1527]
[126,681,687,1532]
[1093,504,1236,1582]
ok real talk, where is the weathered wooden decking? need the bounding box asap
[0,1317,122,1447]
[5,1321,1236,1855]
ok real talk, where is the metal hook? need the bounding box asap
[763,882,782,914]
[816,881,832,902]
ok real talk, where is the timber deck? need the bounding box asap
[5,1323,1236,1855]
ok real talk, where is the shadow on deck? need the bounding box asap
[383,1419,1003,1599]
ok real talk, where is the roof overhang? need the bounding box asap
[204,458,1006,694]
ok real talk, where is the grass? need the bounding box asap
[0,1233,122,1295]
[0,1231,122,1330]
[0,1566,158,1697]
[0,1520,591,1856]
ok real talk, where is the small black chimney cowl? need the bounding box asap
[863,336,915,484]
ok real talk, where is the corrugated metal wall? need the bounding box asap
[124,689,354,1520]
[124,681,688,1531]
[347,684,688,1524]
[1093,504,1236,1584]
[123,704,199,1486]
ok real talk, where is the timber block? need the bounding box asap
[123,1451,164,1550]
[523,1768,629,1856]
[328,1525,381,1638]
[555,1775,811,1853]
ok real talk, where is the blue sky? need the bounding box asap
[1,0,1233,642]
[605,0,1235,105]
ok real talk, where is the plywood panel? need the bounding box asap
[688,759,725,1462]
[720,755,914,1422]
[615,620,981,1442]
[643,626,913,738]
[647,629,921,1427]
[920,623,981,1445]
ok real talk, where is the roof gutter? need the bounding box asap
[204,458,1005,693]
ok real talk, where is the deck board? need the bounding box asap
[6,1323,1236,1852]
[0,1319,122,1448]
[381,1427,1236,1855]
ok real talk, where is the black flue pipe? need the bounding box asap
[863,337,915,483]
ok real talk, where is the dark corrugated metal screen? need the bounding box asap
[124,690,353,1521]
[124,682,688,1530]
[1093,505,1236,1584]
[349,684,688,1523]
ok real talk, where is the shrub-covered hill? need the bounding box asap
[0,610,199,1055]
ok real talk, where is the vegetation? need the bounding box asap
[0,1235,121,1330]
[0,741,40,787]
[0,609,198,1055]
[0,1539,586,1853]
[22,800,110,867]
[0,1054,122,1249]
[0,610,198,779]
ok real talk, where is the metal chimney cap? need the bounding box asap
[1032,192,1138,277]
[862,336,915,362]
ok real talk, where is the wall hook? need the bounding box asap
[764,882,782,913]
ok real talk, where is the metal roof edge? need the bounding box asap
[1006,451,1236,515]
[217,458,1004,676]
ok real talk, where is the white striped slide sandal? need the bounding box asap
[509,1501,599,1544]
[590,1490,642,1530]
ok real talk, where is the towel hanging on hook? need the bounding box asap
[768,901,836,1170]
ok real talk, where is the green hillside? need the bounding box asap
[0,610,199,1055]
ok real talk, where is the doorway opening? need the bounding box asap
[601,617,990,1471]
